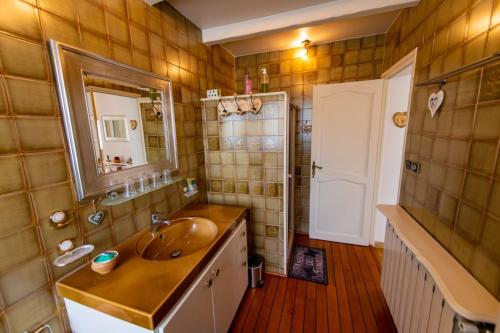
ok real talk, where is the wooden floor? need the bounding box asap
[230,234,397,333]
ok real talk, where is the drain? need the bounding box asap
[170,249,182,258]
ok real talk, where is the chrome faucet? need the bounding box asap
[150,212,172,234]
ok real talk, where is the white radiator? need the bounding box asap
[381,223,456,333]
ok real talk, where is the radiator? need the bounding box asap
[381,223,456,333]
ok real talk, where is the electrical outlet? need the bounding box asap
[405,159,420,174]
[206,89,221,99]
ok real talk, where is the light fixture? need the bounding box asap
[300,39,311,60]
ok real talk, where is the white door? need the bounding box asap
[309,80,383,245]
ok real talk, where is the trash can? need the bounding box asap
[248,254,264,288]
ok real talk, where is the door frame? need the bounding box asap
[369,48,418,245]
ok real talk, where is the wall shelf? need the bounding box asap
[184,190,198,198]
[100,177,184,206]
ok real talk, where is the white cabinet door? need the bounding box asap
[233,222,248,308]
[212,221,248,333]
[158,263,215,333]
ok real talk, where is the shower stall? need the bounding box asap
[201,92,295,275]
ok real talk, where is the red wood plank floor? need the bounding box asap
[229,234,397,333]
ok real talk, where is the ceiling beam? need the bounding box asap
[202,0,417,44]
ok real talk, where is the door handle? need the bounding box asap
[312,161,323,178]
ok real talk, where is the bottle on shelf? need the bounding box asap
[244,72,252,94]
[260,68,269,93]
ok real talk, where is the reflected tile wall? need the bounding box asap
[202,95,286,274]
[0,0,235,332]
[388,0,500,299]
[235,34,386,233]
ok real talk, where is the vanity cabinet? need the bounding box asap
[211,221,248,333]
[159,219,248,333]
[64,219,248,333]
[157,259,215,333]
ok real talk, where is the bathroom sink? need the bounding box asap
[136,217,218,261]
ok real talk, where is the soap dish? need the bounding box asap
[53,244,95,267]
[91,250,119,275]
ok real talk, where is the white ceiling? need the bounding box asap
[158,0,418,56]
[165,0,334,28]
[222,10,400,56]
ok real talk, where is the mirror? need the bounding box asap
[84,75,171,174]
[49,40,178,201]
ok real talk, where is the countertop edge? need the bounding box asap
[377,204,499,324]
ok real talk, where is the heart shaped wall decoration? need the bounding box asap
[88,211,105,225]
[427,90,445,118]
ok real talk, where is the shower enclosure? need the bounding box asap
[201,92,295,275]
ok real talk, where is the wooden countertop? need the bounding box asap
[377,205,499,324]
[57,204,247,329]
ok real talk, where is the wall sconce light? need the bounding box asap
[299,39,311,60]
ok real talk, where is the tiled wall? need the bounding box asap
[387,0,500,299]
[235,34,386,233]
[202,95,287,274]
[0,0,234,332]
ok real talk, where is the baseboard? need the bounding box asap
[374,241,384,248]
[265,271,287,277]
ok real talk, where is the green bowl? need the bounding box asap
[93,251,118,264]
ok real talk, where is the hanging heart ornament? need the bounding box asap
[88,211,105,225]
[427,90,444,118]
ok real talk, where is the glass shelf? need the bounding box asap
[184,190,198,198]
[100,176,184,206]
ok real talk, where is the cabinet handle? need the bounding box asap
[205,279,212,288]
[241,231,246,237]
[242,261,247,266]
[212,268,220,277]
[241,246,246,252]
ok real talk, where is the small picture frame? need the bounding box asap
[102,116,129,141]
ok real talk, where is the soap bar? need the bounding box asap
[95,251,118,263]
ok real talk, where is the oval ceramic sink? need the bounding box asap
[136,217,218,261]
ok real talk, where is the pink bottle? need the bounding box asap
[244,73,252,94]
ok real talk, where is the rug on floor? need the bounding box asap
[288,245,328,285]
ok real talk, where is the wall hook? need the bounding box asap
[234,95,242,114]
[438,80,447,89]
[218,98,228,117]
[250,95,257,112]
[216,95,263,117]
[301,121,312,134]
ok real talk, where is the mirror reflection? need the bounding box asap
[84,74,168,174]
